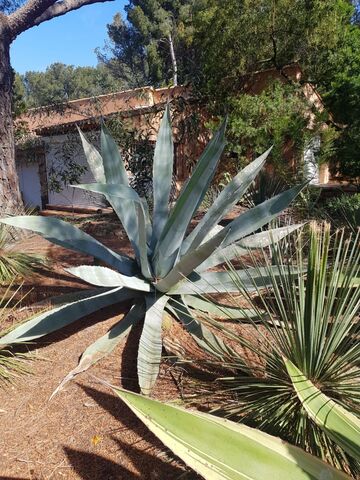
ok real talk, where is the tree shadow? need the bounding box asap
[78,385,200,479]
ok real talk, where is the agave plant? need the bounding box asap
[111,386,352,480]
[0,107,303,395]
[186,224,360,475]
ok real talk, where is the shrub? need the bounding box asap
[185,224,360,475]
[325,193,360,232]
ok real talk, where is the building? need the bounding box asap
[15,65,331,210]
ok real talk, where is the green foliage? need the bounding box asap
[192,0,360,183]
[112,387,352,480]
[0,284,31,383]
[187,224,360,475]
[98,0,197,87]
[0,109,302,395]
[227,81,337,180]
[20,63,122,108]
[0,223,46,284]
[325,194,360,232]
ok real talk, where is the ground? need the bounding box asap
[0,212,207,480]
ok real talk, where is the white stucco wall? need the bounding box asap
[18,160,42,208]
[44,132,106,208]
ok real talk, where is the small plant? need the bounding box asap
[0,283,31,382]
[186,224,360,475]
[0,222,46,284]
[0,107,303,395]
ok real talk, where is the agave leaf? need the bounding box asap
[137,294,169,395]
[169,297,234,358]
[51,301,145,397]
[100,122,129,186]
[169,266,296,295]
[212,184,306,249]
[0,287,135,346]
[285,359,360,461]
[66,265,151,291]
[74,183,141,202]
[183,295,262,320]
[182,147,272,254]
[113,388,350,480]
[73,184,152,277]
[198,224,303,272]
[156,227,228,292]
[152,105,174,244]
[0,216,135,275]
[77,126,105,183]
[73,183,141,257]
[156,119,227,259]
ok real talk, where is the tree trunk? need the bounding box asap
[168,33,178,87]
[0,16,24,215]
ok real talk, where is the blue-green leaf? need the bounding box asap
[152,105,174,244]
[0,216,135,275]
[137,294,169,395]
[0,287,135,345]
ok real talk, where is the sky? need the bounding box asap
[10,0,127,74]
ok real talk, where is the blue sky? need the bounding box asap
[11,0,127,74]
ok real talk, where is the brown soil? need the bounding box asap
[0,214,200,480]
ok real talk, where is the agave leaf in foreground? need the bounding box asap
[183,295,262,320]
[285,359,360,461]
[169,266,294,295]
[112,388,350,480]
[101,122,129,186]
[0,216,135,275]
[152,104,174,244]
[212,184,306,249]
[182,147,272,254]
[0,287,135,346]
[77,126,105,183]
[66,265,151,291]
[137,295,169,395]
[51,302,145,398]
[197,224,303,272]
[156,119,226,259]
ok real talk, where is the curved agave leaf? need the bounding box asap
[156,119,227,260]
[169,266,297,295]
[182,147,272,254]
[113,388,351,480]
[156,227,228,292]
[101,122,129,186]
[285,359,360,461]
[77,126,105,183]
[0,287,135,346]
[211,184,306,249]
[137,294,169,395]
[152,105,174,244]
[73,184,152,279]
[66,265,151,291]
[0,216,135,275]
[183,295,262,320]
[73,183,141,258]
[51,301,145,398]
[198,224,303,272]
[169,297,234,358]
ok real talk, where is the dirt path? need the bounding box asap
[0,218,196,480]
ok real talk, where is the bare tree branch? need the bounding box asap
[8,0,114,40]
[8,0,56,38]
[30,0,114,29]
